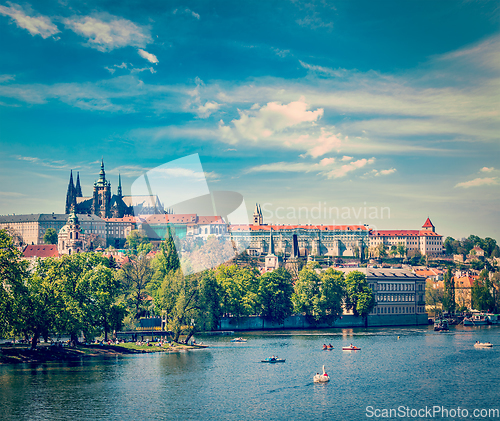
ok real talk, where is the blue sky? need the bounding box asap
[0,0,499,241]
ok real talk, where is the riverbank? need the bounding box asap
[0,342,207,365]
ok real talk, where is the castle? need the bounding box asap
[64,160,163,218]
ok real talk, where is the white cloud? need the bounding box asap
[300,128,346,158]
[0,74,15,83]
[341,156,353,161]
[173,8,200,20]
[197,101,220,118]
[64,14,151,52]
[378,168,397,176]
[326,158,375,179]
[0,191,25,197]
[455,177,499,188]
[219,98,323,143]
[480,167,495,173]
[299,60,346,77]
[0,2,59,39]
[138,49,158,64]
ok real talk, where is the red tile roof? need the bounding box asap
[422,217,434,228]
[369,229,441,237]
[23,245,59,258]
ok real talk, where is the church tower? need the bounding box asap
[75,172,83,198]
[58,209,85,255]
[65,170,76,214]
[91,159,112,218]
[253,203,263,226]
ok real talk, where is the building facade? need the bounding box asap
[368,218,444,257]
[58,211,86,255]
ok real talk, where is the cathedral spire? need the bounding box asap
[75,172,83,197]
[65,170,75,214]
[99,158,105,181]
[117,173,122,197]
[268,227,275,255]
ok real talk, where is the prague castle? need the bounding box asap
[64,160,163,218]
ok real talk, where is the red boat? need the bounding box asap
[342,345,361,351]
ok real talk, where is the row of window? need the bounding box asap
[378,294,415,302]
[376,283,415,291]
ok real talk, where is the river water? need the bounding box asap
[1,325,499,421]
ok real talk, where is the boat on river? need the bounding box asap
[463,314,489,326]
[342,345,361,351]
[261,357,286,363]
[313,365,330,383]
[322,344,334,350]
[434,319,449,331]
[230,337,247,343]
[474,342,493,348]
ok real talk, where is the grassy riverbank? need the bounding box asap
[0,342,207,365]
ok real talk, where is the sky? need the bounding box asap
[0,0,499,241]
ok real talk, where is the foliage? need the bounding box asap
[118,251,154,319]
[471,270,495,312]
[256,268,294,323]
[125,230,150,253]
[442,268,455,313]
[425,282,444,315]
[216,265,259,317]
[343,271,376,318]
[43,228,58,245]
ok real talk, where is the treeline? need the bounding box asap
[444,235,499,258]
[0,230,375,347]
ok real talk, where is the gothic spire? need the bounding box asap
[117,173,122,196]
[268,227,275,255]
[99,158,105,181]
[65,170,75,214]
[75,172,83,197]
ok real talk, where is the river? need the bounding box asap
[1,325,499,420]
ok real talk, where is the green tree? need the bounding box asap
[82,264,123,341]
[292,266,321,322]
[119,251,154,319]
[397,243,406,259]
[471,269,494,311]
[442,268,455,313]
[344,271,376,318]
[125,229,150,253]
[216,265,259,317]
[256,268,294,323]
[317,269,345,325]
[425,282,444,316]
[43,228,58,245]
[377,243,387,258]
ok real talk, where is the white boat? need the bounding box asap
[463,314,489,326]
[313,365,330,383]
[474,342,493,348]
[486,314,499,324]
[230,337,247,343]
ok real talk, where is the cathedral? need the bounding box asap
[64,160,163,218]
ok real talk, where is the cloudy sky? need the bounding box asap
[0,0,499,240]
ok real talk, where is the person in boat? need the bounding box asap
[328,343,333,348]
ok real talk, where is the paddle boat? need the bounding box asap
[474,341,493,348]
[313,365,330,383]
[434,319,449,331]
[230,337,247,343]
[322,343,334,350]
[261,356,286,363]
[342,344,361,351]
[463,314,489,326]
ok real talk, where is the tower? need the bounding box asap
[421,217,435,233]
[117,173,122,197]
[253,203,263,226]
[75,172,83,197]
[58,209,85,255]
[91,159,112,218]
[65,170,76,214]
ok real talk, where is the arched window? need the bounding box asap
[70,232,73,239]
[75,232,78,240]
[69,249,72,255]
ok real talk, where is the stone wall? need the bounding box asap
[218,313,428,331]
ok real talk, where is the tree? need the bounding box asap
[442,268,455,313]
[256,268,294,323]
[471,270,494,311]
[43,228,58,245]
[125,229,150,253]
[0,230,29,338]
[377,243,387,258]
[216,265,259,317]
[425,282,444,316]
[292,266,321,323]
[81,264,123,341]
[119,251,154,319]
[397,243,406,259]
[317,269,345,325]
[343,271,375,318]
